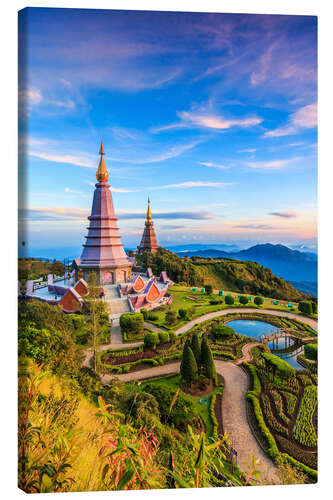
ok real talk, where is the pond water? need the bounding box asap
[227,319,304,369]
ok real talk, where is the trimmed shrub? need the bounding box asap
[204,284,213,295]
[144,331,159,348]
[298,301,313,315]
[148,313,158,321]
[262,352,296,379]
[239,295,249,305]
[254,296,264,306]
[225,295,235,305]
[169,330,176,343]
[158,331,170,345]
[165,310,177,326]
[211,324,234,340]
[201,337,217,384]
[119,312,144,335]
[180,344,198,384]
[191,333,201,368]
[311,301,318,314]
[178,308,187,319]
[304,343,317,361]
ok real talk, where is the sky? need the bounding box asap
[18,8,317,254]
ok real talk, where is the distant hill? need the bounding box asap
[137,247,309,301]
[174,243,317,284]
[290,281,318,297]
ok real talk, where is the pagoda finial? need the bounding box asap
[96,141,109,183]
[146,197,152,222]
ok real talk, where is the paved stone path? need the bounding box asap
[214,360,279,484]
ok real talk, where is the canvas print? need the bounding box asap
[18,7,318,492]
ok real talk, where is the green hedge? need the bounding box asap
[211,351,236,360]
[262,352,295,378]
[246,392,279,460]
[304,343,317,361]
[209,394,218,438]
[280,453,317,480]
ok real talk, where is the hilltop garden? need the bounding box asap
[18,268,318,492]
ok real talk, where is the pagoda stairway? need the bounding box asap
[103,284,132,318]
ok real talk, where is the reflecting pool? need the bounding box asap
[226,319,304,369]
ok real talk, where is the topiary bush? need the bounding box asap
[178,308,187,319]
[144,331,159,348]
[158,331,170,345]
[180,342,198,384]
[254,296,264,306]
[165,310,177,325]
[298,301,313,315]
[204,284,213,295]
[211,324,235,340]
[168,330,176,343]
[239,295,249,305]
[119,312,144,336]
[225,295,235,305]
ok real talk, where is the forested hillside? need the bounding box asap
[137,248,308,301]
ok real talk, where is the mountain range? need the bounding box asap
[169,243,317,294]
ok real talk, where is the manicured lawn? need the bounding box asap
[146,284,303,329]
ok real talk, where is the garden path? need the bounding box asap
[101,358,279,484]
[175,308,317,334]
[234,342,261,365]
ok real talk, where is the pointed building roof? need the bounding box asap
[79,142,132,274]
[137,198,159,254]
[96,140,109,183]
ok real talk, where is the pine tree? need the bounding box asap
[201,337,217,385]
[180,343,198,385]
[191,334,201,372]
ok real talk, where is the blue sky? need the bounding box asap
[18,8,317,253]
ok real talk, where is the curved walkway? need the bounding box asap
[176,308,317,334]
[102,358,279,484]
[234,342,261,365]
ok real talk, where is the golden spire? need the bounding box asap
[146,197,152,222]
[96,140,109,183]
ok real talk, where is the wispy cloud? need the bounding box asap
[19,207,89,222]
[28,151,95,168]
[233,224,282,230]
[64,187,83,195]
[198,161,229,170]
[151,181,231,190]
[118,211,214,220]
[264,103,317,138]
[21,207,214,222]
[238,148,256,153]
[269,211,297,218]
[246,157,301,170]
[133,142,198,164]
[152,108,263,133]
